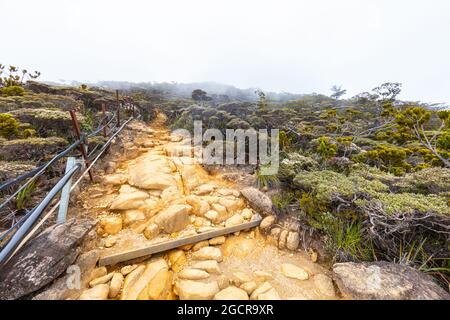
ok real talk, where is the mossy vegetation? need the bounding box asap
[160,84,449,285]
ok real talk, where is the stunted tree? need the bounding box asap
[353,82,403,136]
[255,89,267,111]
[191,89,211,101]
[372,82,402,117]
[396,106,450,168]
[0,64,40,87]
[330,85,347,100]
[0,64,41,97]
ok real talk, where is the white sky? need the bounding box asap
[1,0,450,103]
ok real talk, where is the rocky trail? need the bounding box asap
[2,112,447,301]
[64,113,337,300]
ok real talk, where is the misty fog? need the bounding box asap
[1,0,450,103]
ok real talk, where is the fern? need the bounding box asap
[16,179,36,210]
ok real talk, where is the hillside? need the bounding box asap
[0,68,449,299]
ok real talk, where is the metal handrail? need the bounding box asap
[0,93,140,268]
[0,209,33,243]
[0,139,82,212]
[0,115,137,268]
[86,110,117,138]
[0,111,117,193]
[0,163,82,269]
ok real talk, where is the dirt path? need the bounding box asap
[75,114,338,300]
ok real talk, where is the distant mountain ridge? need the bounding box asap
[44,80,312,102]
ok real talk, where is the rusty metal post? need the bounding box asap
[116,89,120,127]
[69,111,94,182]
[124,96,129,115]
[101,103,107,137]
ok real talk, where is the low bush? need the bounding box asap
[0,114,19,138]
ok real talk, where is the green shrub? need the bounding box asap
[316,136,337,160]
[356,192,449,216]
[394,167,450,195]
[0,113,19,138]
[255,164,280,189]
[294,170,389,203]
[16,178,36,210]
[0,85,25,96]
[272,191,296,210]
[327,219,372,261]
[437,131,450,151]
[353,144,412,175]
[21,128,36,138]
[279,130,293,151]
[279,153,319,180]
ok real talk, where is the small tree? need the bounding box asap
[0,64,40,88]
[373,82,402,117]
[330,85,347,100]
[0,114,20,138]
[255,89,267,111]
[279,130,293,151]
[396,106,450,168]
[191,89,211,101]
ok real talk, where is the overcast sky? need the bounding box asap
[2,0,450,103]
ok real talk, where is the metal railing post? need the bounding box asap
[69,111,94,182]
[56,157,77,224]
[116,89,120,127]
[101,103,107,137]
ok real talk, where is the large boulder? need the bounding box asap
[121,258,168,300]
[333,262,450,300]
[109,188,149,210]
[128,158,176,190]
[176,280,220,300]
[240,187,273,216]
[0,219,96,300]
[153,204,191,233]
[33,249,100,300]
